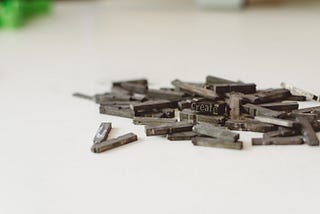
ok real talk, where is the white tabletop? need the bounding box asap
[1,1,320,214]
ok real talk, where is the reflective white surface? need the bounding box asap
[1,1,320,214]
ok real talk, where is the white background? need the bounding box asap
[1,1,320,214]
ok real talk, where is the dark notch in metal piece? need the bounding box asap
[177,100,192,111]
[225,119,276,133]
[172,79,218,100]
[252,136,304,145]
[91,133,138,153]
[192,137,243,150]
[193,122,239,142]
[145,122,194,136]
[242,103,286,118]
[93,122,112,144]
[296,117,320,146]
[167,131,198,141]
[133,117,177,125]
[180,109,226,124]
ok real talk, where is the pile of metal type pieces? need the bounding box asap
[73,75,320,153]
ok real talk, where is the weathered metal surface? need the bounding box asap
[242,103,286,118]
[93,122,112,144]
[206,83,256,94]
[259,102,299,112]
[130,100,177,112]
[167,131,198,141]
[193,122,239,142]
[229,94,241,120]
[296,117,320,146]
[254,116,299,128]
[112,79,148,87]
[205,75,238,85]
[241,89,291,104]
[225,119,276,133]
[91,133,138,153]
[133,117,177,125]
[100,105,135,118]
[252,136,304,145]
[145,122,194,136]
[192,137,243,150]
[281,82,319,101]
[172,79,218,100]
[263,127,300,138]
[146,89,187,101]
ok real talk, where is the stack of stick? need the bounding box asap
[74,75,320,153]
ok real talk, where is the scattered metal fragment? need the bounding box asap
[288,112,318,122]
[112,79,148,87]
[192,137,243,150]
[116,82,148,94]
[281,82,319,101]
[225,119,276,133]
[133,117,177,125]
[285,95,306,101]
[180,109,226,124]
[91,133,138,153]
[73,92,95,101]
[97,101,141,106]
[100,105,135,118]
[172,79,218,100]
[145,122,194,136]
[193,122,239,142]
[135,108,175,118]
[167,131,198,141]
[296,117,320,146]
[241,89,291,104]
[130,100,177,112]
[242,103,286,118]
[229,94,241,120]
[263,127,300,138]
[95,93,144,103]
[259,102,299,112]
[254,116,299,128]
[206,83,256,94]
[292,106,320,116]
[205,75,238,85]
[252,136,304,145]
[146,89,187,101]
[93,122,112,144]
